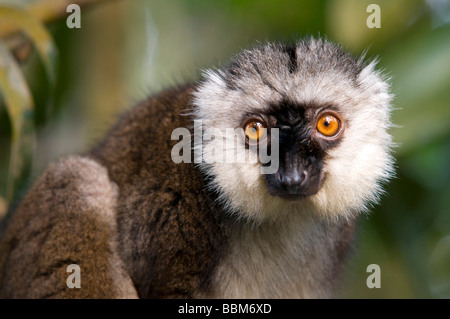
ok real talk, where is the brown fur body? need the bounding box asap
[91,85,230,298]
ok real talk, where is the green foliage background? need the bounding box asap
[0,0,449,298]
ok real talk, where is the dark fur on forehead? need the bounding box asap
[223,38,364,91]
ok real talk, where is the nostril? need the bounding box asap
[276,171,283,183]
[300,170,308,186]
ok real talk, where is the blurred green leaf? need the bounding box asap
[0,5,58,87]
[0,41,35,202]
[429,235,450,297]
[0,4,60,203]
[383,25,450,156]
[327,0,425,52]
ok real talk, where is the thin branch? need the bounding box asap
[0,195,6,220]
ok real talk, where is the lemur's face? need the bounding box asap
[194,39,394,223]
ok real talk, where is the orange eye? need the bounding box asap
[244,120,266,143]
[316,114,340,137]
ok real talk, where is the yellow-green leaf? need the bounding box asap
[0,5,58,87]
[0,40,35,201]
